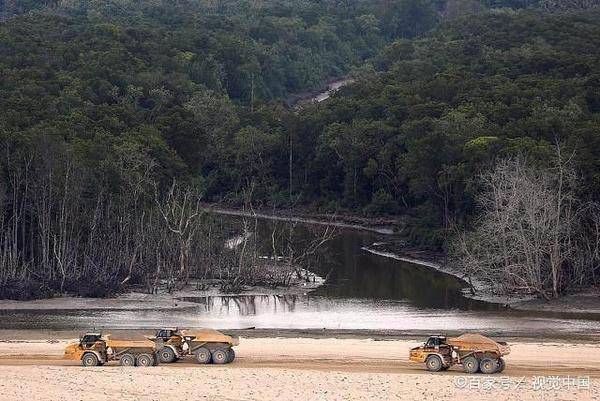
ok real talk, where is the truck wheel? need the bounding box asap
[463,356,479,374]
[496,357,506,373]
[480,358,497,374]
[212,349,228,364]
[227,348,236,363]
[425,355,443,372]
[160,347,176,363]
[82,353,99,367]
[136,354,154,367]
[120,353,135,366]
[194,347,211,364]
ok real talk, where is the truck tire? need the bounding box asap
[463,356,479,374]
[227,348,236,363]
[194,347,211,364]
[480,358,497,374]
[212,348,228,365]
[120,353,136,366]
[159,347,176,363]
[136,354,154,367]
[496,357,506,373]
[82,353,99,367]
[425,355,443,372]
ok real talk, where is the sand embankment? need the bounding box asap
[0,334,598,400]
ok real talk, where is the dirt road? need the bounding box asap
[0,335,598,400]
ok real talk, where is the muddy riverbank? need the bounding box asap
[365,241,600,316]
[0,268,324,311]
[1,328,600,342]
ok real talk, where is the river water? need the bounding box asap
[2,217,600,335]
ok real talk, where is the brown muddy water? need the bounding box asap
[1,217,600,335]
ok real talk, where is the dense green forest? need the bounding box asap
[299,10,600,246]
[1,0,600,298]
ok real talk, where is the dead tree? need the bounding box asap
[155,180,204,286]
[452,149,588,300]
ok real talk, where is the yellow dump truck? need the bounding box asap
[409,333,510,374]
[64,332,162,367]
[151,328,239,364]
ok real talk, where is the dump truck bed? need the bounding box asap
[182,329,239,346]
[105,339,156,349]
[447,333,510,355]
[104,336,158,353]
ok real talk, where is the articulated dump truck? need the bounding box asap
[64,333,162,367]
[150,328,239,364]
[410,333,510,374]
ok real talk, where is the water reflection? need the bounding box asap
[180,295,300,316]
[178,295,300,316]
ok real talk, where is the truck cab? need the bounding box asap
[152,328,186,363]
[155,328,179,341]
[424,335,447,349]
[79,333,102,348]
[64,332,107,366]
[409,335,452,371]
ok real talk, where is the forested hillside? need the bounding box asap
[1,0,600,299]
[294,10,600,247]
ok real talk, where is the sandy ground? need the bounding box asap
[0,335,598,401]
